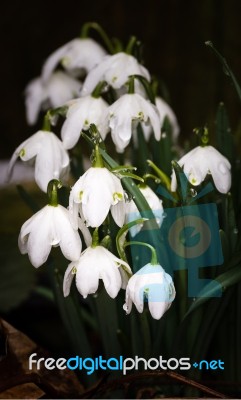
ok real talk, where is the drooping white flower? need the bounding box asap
[19,204,82,268]
[7,131,70,192]
[69,167,125,228]
[42,38,107,82]
[25,71,82,125]
[81,52,150,95]
[171,145,231,193]
[125,185,164,236]
[155,97,180,141]
[61,95,109,150]
[63,245,132,299]
[108,93,161,152]
[123,263,175,320]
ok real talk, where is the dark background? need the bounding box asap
[1,0,241,159]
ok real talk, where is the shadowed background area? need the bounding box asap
[1,0,241,159]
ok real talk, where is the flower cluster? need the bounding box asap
[8,24,232,321]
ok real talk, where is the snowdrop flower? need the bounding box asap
[108,93,161,152]
[69,162,125,228]
[123,263,175,320]
[19,204,82,268]
[171,145,231,193]
[81,52,150,95]
[25,71,82,125]
[63,245,132,299]
[8,131,70,192]
[42,38,107,82]
[61,95,109,150]
[126,185,164,236]
[155,97,180,141]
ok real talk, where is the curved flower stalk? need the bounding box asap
[155,96,180,141]
[19,204,82,268]
[125,185,164,236]
[7,130,70,192]
[108,93,161,152]
[171,145,231,193]
[25,71,82,125]
[61,95,109,150]
[123,263,175,320]
[81,52,150,95]
[42,38,107,82]
[63,245,132,299]
[69,165,125,228]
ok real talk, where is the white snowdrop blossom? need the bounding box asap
[8,131,70,192]
[171,145,231,193]
[126,185,164,236]
[61,95,109,149]
[19,205,82,268]
[42,38,107,82]
[81,52,150,95]
[155,97,180,141]
[123,263,175,320]
[69,167,125,228]
[108,93,161,152]
[63,245,132,299]
[25,71,82,125]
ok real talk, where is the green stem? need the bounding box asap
[80,22,115,54]
[47,179,62,207]
[132,75,155,104]
[128,76,135,94]
[42,113,51,131]
[147,159,171,190]
[124,241,158,265]
[91,80,107,98]
[91,228,99,247]
[126,36,137,55]
[92,145,104,168]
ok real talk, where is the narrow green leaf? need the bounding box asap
[94,288,121,358]
[47,257,95,383]
[205,41,241,103]
[215,102,234,163]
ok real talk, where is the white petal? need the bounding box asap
[61,107,84,149]
[78,217,92,247]
[111,200,125,227]
[54,206,82,261]
[63,262,76,297]
[148,301,169,320]
[101,263,122,298]
[42,40,79,82]
[76,254,100,298]
[27,208,53,267]
[25,78,44,125]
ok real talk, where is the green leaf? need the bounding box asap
[94,288,121,358]
[0,233,36,312]
[132,123,150,176]
[184,257,241,316]
[206,41,241,103]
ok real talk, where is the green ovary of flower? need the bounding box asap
[20,148,25,157]
[113,192,123,202]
